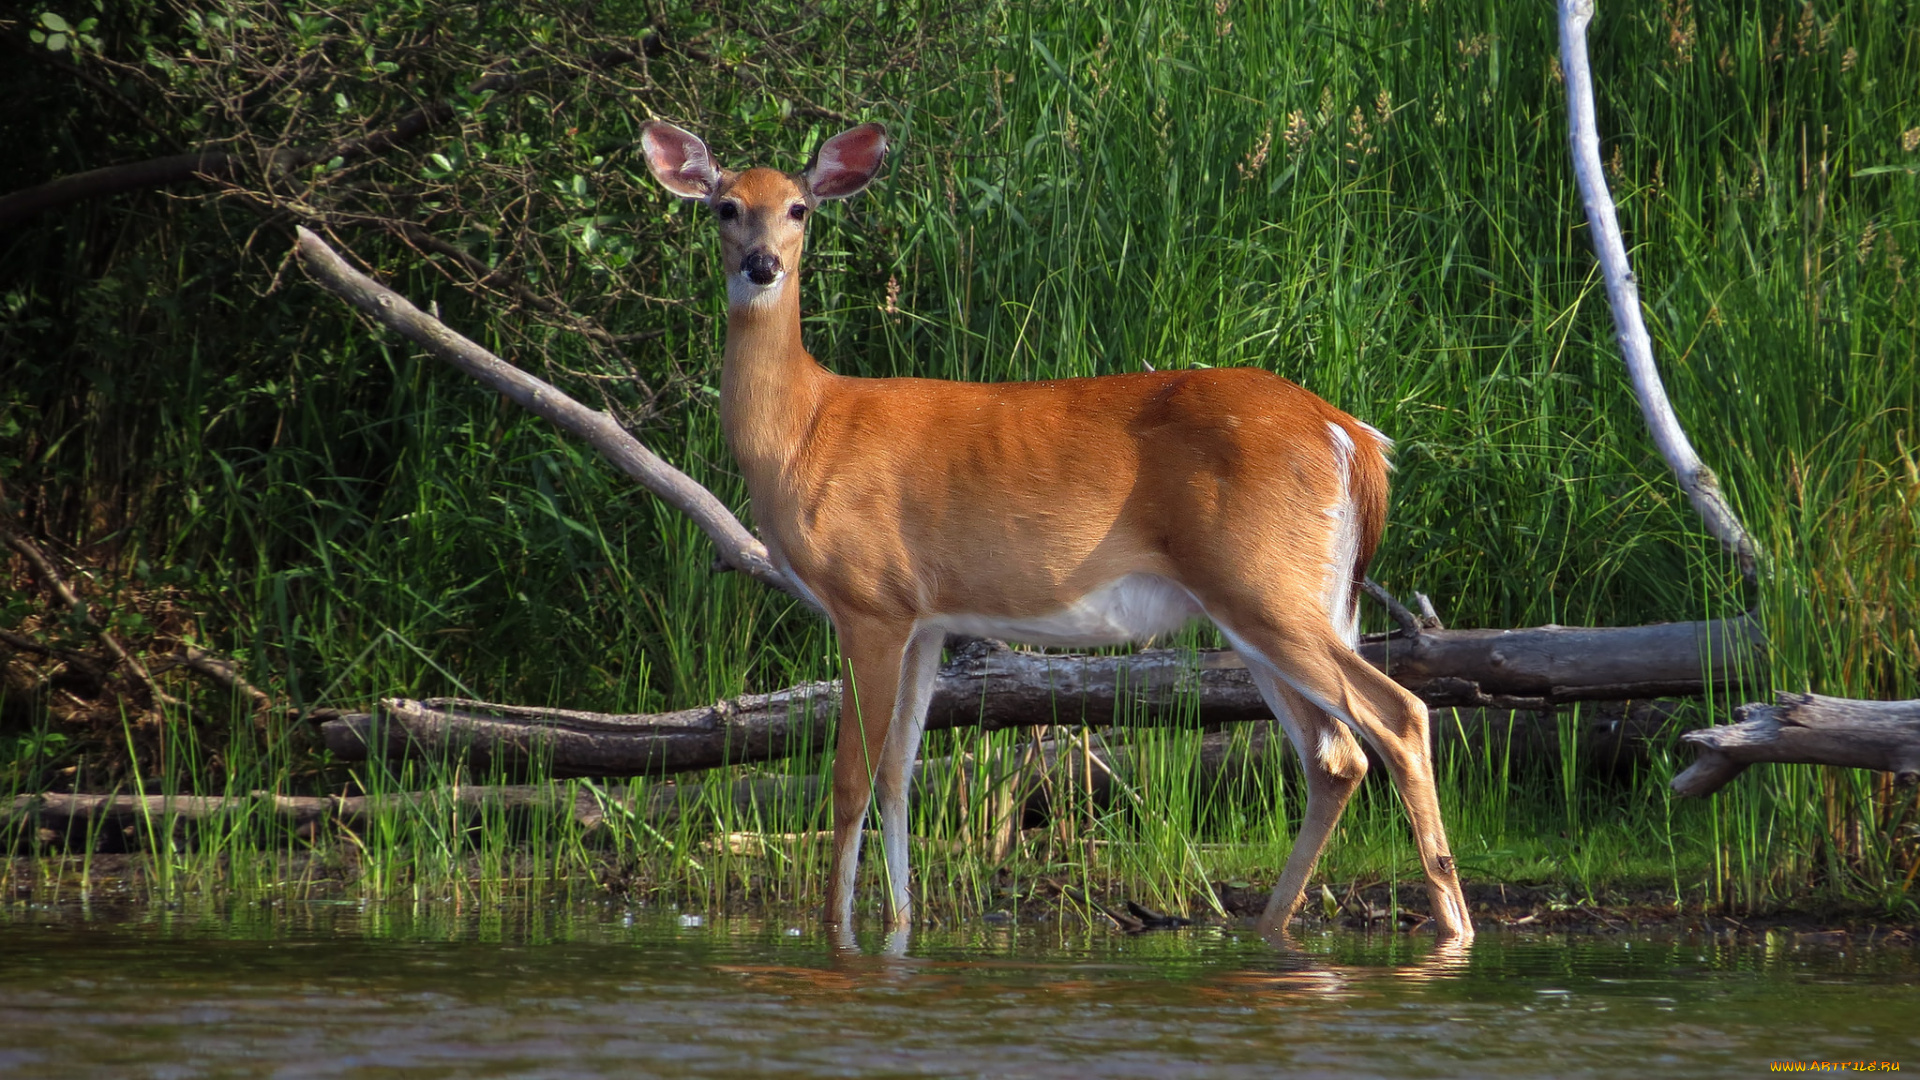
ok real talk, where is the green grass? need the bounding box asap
[4,0,1918,921]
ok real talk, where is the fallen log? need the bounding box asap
[320,626,1747,776]
[7,786,605,851]
[17,700,1685,851]
[1367,616,1761,707]
[1670,693,1920,797]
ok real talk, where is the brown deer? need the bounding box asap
[640,120,1472,941]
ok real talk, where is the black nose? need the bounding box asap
[743,251,780,285]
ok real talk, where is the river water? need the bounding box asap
[0,903,1913,1078]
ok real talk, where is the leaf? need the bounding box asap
[39,12,70,32]
[46,31,68,51]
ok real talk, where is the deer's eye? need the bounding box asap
[714,201,739,221]
[788,203,808,222]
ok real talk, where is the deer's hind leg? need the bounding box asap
[1214,609,1474,941]
[1241,667,1368,937]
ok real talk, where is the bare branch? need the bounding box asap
[292,227,810,607]
[1557,0,1760,578]
[1672,693,1920,796]
[1412,592,1444,631]
[172,646,275,714]
[1361,578,1423,638]
[318,621,1762,776]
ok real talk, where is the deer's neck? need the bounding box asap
[720,274,827,481]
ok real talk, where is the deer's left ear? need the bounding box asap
[805,124,888,201]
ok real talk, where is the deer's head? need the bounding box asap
[641,121,888,308]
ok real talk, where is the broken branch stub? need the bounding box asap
[1670,692,1920,797]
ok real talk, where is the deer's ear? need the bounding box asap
[642,121,721,199]
[805,124,888,201]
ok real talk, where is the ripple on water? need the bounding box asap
[0,907,1915,1079]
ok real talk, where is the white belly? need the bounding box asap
[930,574,1202,648]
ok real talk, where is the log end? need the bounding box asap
[1671,748,1747,798]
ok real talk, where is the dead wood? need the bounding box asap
[1557,0,1760,576]
[319,633,1722,777]
[1364,615,1763,709]
[1670,693,1920,797]
[8,786,605,849]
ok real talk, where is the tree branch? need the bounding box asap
[318,623,1759,777]
[1671,693,1920,796]
[1557,0,1760,578]
[1361,578,1423,638]
[292,227,808,606]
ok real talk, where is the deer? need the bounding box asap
[639,119,1474,943]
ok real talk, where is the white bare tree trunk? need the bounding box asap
[1557,0,1760,578]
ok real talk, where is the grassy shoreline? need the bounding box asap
[9,849,1916,945]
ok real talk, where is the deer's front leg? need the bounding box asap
[826,615,913,929]
[874,625,946,929]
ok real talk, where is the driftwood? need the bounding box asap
[1557,0,1759,576]
[599,703,1682,826]
[1670,693,1920,797]
[320,628,1736,777]
[1365,616,1760,708]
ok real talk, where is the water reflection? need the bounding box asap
[0,903,1914,1080]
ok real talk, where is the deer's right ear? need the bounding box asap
[641,121,721,200]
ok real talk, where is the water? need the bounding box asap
[1,904,1914,1078]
